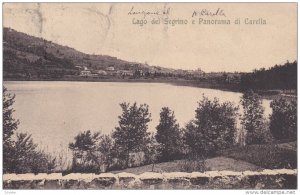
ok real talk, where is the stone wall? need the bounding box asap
[3,169,297,189]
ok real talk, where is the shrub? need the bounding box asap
[219,144,297,169]
[179,154,210,173]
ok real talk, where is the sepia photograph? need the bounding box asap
[1,2,298,191]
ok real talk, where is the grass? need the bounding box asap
[219,142,297,169]
[277,141,297,152]
[110,157,259,174]
[110,142,296,174]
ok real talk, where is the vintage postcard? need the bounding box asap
[2,2,297,191]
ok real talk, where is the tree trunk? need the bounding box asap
[126,150,130,168]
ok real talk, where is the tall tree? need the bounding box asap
[155,107,182,162]
[240,90,267,145]
[3,86,19,173]
[112,102,151,168]
[184,96,238,157]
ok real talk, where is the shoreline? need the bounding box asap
[4,78,296,100]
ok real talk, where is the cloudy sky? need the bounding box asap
[3,3,297,72]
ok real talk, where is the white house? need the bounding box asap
[80,70,92,77]
[106,66,115,71]
[119,70,134,76]
[97,70,107,76]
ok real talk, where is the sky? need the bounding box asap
[3,3,297,72]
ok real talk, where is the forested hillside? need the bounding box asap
[3,28,138,78]
[240,61,297,90]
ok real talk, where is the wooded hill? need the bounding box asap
[3,27,150,78]
[240,61,297,90]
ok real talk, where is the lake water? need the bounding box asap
[5,81,272,154]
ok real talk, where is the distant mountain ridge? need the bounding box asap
[3,27,154,77]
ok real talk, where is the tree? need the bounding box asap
[240,90,268,145]
[155,107,182,162]
[144,134,161,171]
[270,98,297,140]
[184,96,239,157]
[69,130,101,172]
[98,134,114,171]
[10,132,56,174]
[112,102,151,168]
[3,86,19,172]
[240,61,297,90]
[183,121,201,158]
[10,133,38,173]
[3,86,56,173]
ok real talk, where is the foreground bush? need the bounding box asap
[179,153,211,173]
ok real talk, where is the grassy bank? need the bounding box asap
[111,157,259,174]
[109,142,296,174]
[218,142,297,169]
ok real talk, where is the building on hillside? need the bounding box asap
[106,66,115,71]
[80,70,92,77]
[118,70,134,76]
[97,70,107,76]
[75,66,83,71]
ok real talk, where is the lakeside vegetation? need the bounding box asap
[3,86,297,174]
